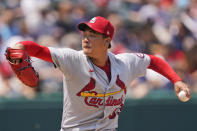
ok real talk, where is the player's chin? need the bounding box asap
[83,48,93,56]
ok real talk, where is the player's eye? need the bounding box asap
[82,33,97,40]
[89,34,96,38]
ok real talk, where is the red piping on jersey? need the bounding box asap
[18,41,53,63]
[148,55,181,84]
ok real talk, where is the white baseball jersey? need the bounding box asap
[49,47,150,131]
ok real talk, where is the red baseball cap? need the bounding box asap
[77,16,114,39]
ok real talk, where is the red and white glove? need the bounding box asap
[5,47,39,87]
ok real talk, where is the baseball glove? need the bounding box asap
[5,47,39,87]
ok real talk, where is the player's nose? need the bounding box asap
[82,37,90,44]
[82,34,89,41]
[83,37,89,42]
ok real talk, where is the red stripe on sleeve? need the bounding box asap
[18,41,53,63]
[148,55,181,84]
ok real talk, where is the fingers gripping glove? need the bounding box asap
[5,47,39,87]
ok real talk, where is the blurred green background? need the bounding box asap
[1,90,197,131]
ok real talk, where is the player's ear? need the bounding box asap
[104,37,111,47]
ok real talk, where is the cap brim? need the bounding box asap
[77,23,89,31]
[78,22,103,34]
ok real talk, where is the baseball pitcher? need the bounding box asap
[5,16,191,131]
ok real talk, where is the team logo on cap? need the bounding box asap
[90,17,96,23]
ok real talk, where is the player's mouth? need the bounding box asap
[83,45,91,49]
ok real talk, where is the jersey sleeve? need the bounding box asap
[131,53,150,78]
[117,53,151,80]
[48,47,80,77]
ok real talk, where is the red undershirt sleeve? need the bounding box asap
[147,55,181,84]
[18,41,53,63]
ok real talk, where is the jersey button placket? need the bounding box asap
[103,86,109,119]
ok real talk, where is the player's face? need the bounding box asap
[82,29,109,57]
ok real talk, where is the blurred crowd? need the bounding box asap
[0,0,197,99]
